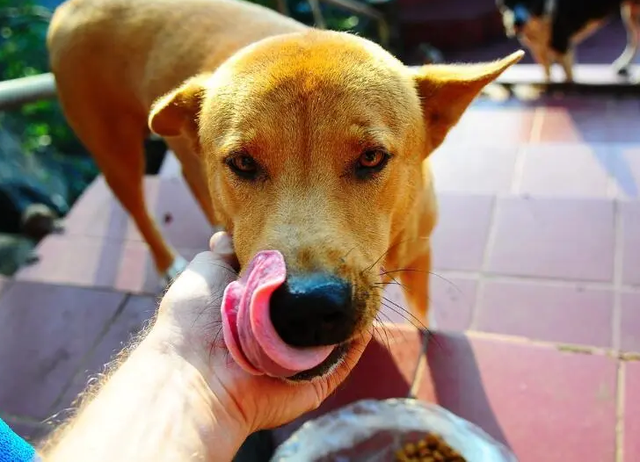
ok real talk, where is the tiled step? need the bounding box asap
[273,329,635,462]
[3,82,640,462]
[0,281,158,441]
[1,273,632,461]
[496,64,640,90]
[0,274,635,460]
[12,94,640,352]
[13,168,640,354]
[15,176,217,294]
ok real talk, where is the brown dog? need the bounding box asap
[47,0,521,380]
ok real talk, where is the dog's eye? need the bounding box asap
[226,154,259,179]
[355,149,390,179]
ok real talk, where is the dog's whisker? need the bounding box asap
[372,280,410,291]
[379,268,425,276]
[371,319,393,352]
[378,268,465,300]
[340,246,357,265]
[379,300,428,332]
[428,271,465,298]
[375,313,417,346]
[381,271,406,291]
[210,262,240,277]
[381,295,430,328]
[375,311,394,325]
[362,236,431,276]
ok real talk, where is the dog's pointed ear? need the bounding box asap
[413,50,523,151]
[148,74,209,139]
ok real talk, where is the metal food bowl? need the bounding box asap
[272,399,517,462]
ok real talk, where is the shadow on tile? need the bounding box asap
[424,333,512,450]
[272,331,421,446]
[612,145,640,198]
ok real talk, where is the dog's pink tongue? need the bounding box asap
[221,250,334,378]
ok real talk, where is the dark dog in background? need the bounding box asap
[496,0,640,82]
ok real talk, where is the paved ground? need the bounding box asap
[1,91,639,461]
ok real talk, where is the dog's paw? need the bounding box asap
[616,65,630,77]
[52,220,65,234]
[612,58,631,77]
[161,255,189,287]
[512,83,544,101]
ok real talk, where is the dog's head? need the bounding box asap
[497,0,549,38]
[150,31,521,380]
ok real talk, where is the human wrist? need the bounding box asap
[142,326,251,457]
[143,320,217,388]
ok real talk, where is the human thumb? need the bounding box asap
[209,231,239,270]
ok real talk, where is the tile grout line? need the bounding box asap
[463,329,640,358]
[509,106,543,195]
[529,106,545,144]
[509,144,527,195]
[611,196,625,461]
[407,330,430,399]
[13,277,158,298]
[45,293,133,417]
[466,329,615,353]
[468,195,500,330]
[612,200,624,352]
[615,361,626,462]
[606,142,617,200]
[435,191,639,203]
[431,268,640,292]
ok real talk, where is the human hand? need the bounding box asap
[150,231,371,435]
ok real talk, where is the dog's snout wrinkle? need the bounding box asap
[269,273,356,348]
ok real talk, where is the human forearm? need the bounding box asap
[40,334,247,462]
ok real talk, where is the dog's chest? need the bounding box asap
[520,18,551,49]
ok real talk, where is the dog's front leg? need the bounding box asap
[558,49,575,83]
[398,246,433,329]
[613,1,640,76]
[529,46,553,82]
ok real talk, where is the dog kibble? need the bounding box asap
[395,434,467,462]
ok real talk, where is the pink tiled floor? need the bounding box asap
[420,334,619,462]
[1,92,639,461]
[625,361,640,461]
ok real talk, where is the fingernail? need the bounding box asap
[210,232,234,255]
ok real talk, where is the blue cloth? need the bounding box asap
[513,4,530,25]
[0,417,38,462]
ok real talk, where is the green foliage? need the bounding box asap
[0,0,85,157]
[245,0,378,41]
[0,0,97,209]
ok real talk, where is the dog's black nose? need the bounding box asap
[270,274,356,348]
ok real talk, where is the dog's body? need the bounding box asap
[48,0,520,379]
[497,0,640,82]
[47,0,308,279]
